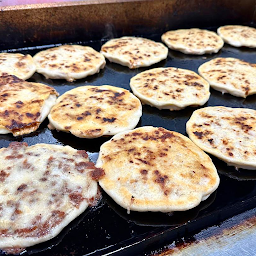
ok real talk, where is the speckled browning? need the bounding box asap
[162,28,224,55]
[33,45,106,82]
[101,37,168,69]
[217,25,256,48]
[0,75,58,136]
[0,53,36,80]
[130,67,210,110]
[96,126,219,212]
[187,106,256,169]
[48,85,142,138]
[198,57,256,98]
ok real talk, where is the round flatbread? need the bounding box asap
[48,85,142,138]
[0,142,104,252]
[96,126,220,212]
[161,28,224,55]
[198,57,256,98]
[130,67,210,111]
[100,36,168,69]
[186,106,256,170]
[0,53,36,80]
[33,45,106,82]
[0,75,58,136]
[217,25,256,48]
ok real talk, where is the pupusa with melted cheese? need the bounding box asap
[0,142,105,253]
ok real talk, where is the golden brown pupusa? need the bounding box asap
[48,85,142,138]
[161,28,224,55]
[217,25,256,48]
[96,126,219,212]
[0,53,36,80]
[33,45,106,82]
[100,36,168,68]
[0,75,58,136]
[130,67,210,110]
[198,57,256,98]
[186,106,256,169]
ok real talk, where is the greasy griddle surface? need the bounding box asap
[1,31,256,256]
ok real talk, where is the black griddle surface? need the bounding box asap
[1,31,256,256]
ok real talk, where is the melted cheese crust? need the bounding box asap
[0,142,99,249]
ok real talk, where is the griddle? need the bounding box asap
[1,1,256,255]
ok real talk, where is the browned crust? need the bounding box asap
[0,75,58,136]
[97,126,219,212]
[49,85,141,138]
[186,106,256,168]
